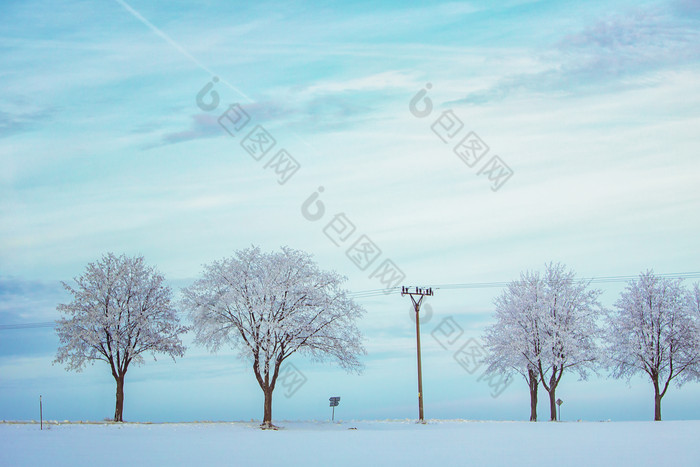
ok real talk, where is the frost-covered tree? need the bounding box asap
[607,272,700,421]
[482,271,545,421]
[537,263,601,421]
[484,263,601,421]
[689,283,700,317]
[689,283,700,379]
[54,253,187,422]
[183,246,365,428]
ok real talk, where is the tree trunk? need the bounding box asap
[537,362,562,422]
[653,377,662,421]
[528,369,538,422]
[654,394,662,421]
[262,387,273,428]
[114,375,125,422]
[548,388,557,421]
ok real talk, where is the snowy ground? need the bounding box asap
[1,419,699,466]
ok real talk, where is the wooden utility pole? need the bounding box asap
[402,286,433,423]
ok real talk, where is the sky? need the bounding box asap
[1,0,699,423]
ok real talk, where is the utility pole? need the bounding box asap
[402,286,433,424]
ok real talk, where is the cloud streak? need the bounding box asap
[0,107,56,138]
[160,113,222,145]
[450,5,700,105]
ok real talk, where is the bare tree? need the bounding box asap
[183,246,365,428]
[607,272,700,421]
[482,271,545,421]
[54,253,187,422]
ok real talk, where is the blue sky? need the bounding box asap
[1,0,699,422]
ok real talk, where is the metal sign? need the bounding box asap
[556,398,563,422]
[329,397,340,421]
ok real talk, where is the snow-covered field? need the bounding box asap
[1,419,699,466]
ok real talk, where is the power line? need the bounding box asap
[346,271,700,299]
[434,271,700,290]
[3,271,699,330]
[0,321,55,331]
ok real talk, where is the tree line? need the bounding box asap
[54,251,700,425]
[54,247,365,428]
[482,263,700,422]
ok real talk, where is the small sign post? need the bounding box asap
[329,396,340,421]
[556,398,563,422]
[40,395,43,430]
